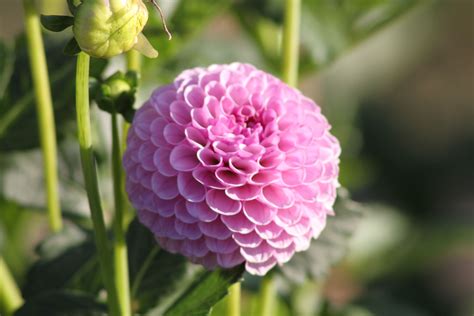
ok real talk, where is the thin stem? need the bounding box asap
[111,113,131,316]
[259,275,276,316]
[75,52,120,316]
[0,257,23,315]
[126,50,142,73]
[282,0,301,87]
[22,0,62,232]
[227,282,241,316]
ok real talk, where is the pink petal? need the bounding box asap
[229,156,259,175]
[255,222,284,239]
[215,167,247,187]
[153,147,178,177]
[151,173,179,200]
[240,241,273,263]
[245,257,277,276]
[186,201,218,222]
[184,85,205,108]
[138,144,156,171]
[170,100,191,125]
[163,123,185,145]
[225,184,261,201]
[261,185,294,208]
[267,231,293,249]
[185,126,209,148]
[175,219,202,240]
[243,200,276,225]
[174,199,198,223]
[232,231,262,248]
[198,217,233,240]
[274,204,303,226]
[197,147,223,169]
[285,216,311,236]
[193,167,226,189]
[221,212,255,234]
[249,171,280,185]
[281,168,305,187]
[150,118,168,147]
[205,237,239,254]
[169,145,199,172]
[273,243,296,263]
[177,172,206,202]
[217,251,245,268]
[182,238,208,257]
[206,189,242,215]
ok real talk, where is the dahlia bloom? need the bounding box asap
[123,63,340,275]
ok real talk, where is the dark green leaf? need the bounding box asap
[126,219,244,315]
[277,188,363,283]
[0,34,107,151]
[22,224,101,298]
[67,0,81,15]
[160,266,245,316]
[63,37,81,56]
[233,0,424,75]
[0,41,14,100]
[14,290,107,316]
[127,218,195,314]
[40,15,74,32]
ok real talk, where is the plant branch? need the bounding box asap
[227,282,241,316]
[0,257,23,315]
[22,0,62,232]
[111,112,131,316]
[75,52,120,316]
[282,0,301,87]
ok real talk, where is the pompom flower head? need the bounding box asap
[123,63,340,275]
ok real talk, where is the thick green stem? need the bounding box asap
[111,113,131,316]
[282,0,301,87]
[259,276,276,316]
[22,0,62,232]
[227,282,241,316]
[75,52,120,316]
[0,258,23,315]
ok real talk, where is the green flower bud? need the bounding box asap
[73,0,158,58]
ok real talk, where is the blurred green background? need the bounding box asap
[0,0,473,315]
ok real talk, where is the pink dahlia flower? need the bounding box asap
[123,63,340,275]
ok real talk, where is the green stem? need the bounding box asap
[126,50,141,73]
[259,275,276,316]
[111,113,131,316]
[75,52,120,316]
[0,257,23,315]
[282,0,301,87]
[22,0,62,232]
[227,282,241,316]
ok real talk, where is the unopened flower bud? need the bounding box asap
[73,0,158,58]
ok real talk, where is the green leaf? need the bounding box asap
[277,188,364,283]
[40,15,74,32]
[126,219,244,315]
[67,0,80,15]
[0,34,107,151]
[14,290,107,316]
[233,0,424,75]
[160,266,245,316]
[22,224,101,298]
[127,219,197,314]
[63,37,81,56]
